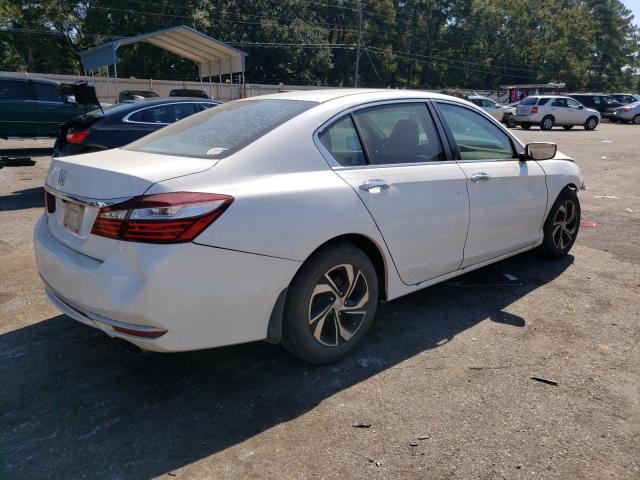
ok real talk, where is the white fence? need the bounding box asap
[1,71,331,104]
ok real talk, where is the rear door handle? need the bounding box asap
[470,172,490,182]
[359,179,390,192]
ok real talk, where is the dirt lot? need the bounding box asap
[1,124,639,479]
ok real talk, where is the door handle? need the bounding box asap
[359,179,390,192]
[470,172,490,182]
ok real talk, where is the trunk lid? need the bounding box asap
[45,148,217,259]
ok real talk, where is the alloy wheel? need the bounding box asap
[543,118,553,130]
[552,200,578,250]
[307,263,370,347]
[587,118,598,129]
[634,115,640,125]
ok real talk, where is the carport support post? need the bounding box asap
[229,57,233,101]
[218,59,222,100]
[113,62,118,102]
[208,61,212,98]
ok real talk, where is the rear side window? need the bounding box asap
[437,103,516,161]
[128,103,197,124]
[537,98,551,105]
[127,99,316,158]
[318,116,366,167]
[33,82,60,102]
[352,103,444,165]
[522,97,538,105]
[0,80,29,100]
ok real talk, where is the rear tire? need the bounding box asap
[584,116,598,130]
[537,188,580,259]
[282,243,378,364]
[520,123,531,130]
[562,125,573,130]
[633,115,640,125]
[540,116,554,130]
[506,116,517,128]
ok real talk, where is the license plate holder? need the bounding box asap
[63,202,85,234]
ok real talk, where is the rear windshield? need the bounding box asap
[522,97,538,105]
[126,99,316,159]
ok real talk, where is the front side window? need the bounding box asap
[482,99,496,108]
[318,116,366,167]
[0,80,28,100]
[552,98,568,108]
[567,99,581,108]
[352,103,444,165]
[127,99,316,158]
[33,82,60,102]
[128,103,197,124]
[437,102,516,161]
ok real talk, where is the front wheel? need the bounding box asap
[505,115,517,128]
[584,116,599,130]
[282,244,378,364]
[633,115,640,125]
[540,116,554,130]
[537,188,580,259]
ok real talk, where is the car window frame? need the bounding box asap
[432,99,525,163]
[313,98,456,170]
[0,78,32,101]
[122,102,202,125]
[31,80,62,103]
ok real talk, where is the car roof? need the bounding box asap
[467,95,491,99]
[241,88,461,104]
[0,75,58,85]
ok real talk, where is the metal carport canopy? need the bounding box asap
[80,25,247,78]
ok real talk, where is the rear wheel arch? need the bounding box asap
[265,233,388,345]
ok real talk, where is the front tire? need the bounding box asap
[540,116,554,130]
[584,116,598,130]
[506,115,517,128]
[633,115,640,125]
[537,188,580,259]
[282,244,378,364]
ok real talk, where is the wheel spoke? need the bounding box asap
[313,309,336,345]
[309,301,333,326]
[337,315,355,342]
[322,273,342,297]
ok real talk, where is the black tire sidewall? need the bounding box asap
[283,244,378,364]
[540,188,581,258]
[584,116,598,130]
[541,116,554,130]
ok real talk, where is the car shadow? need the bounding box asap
[0,252,573,478]
[0,187,44,211]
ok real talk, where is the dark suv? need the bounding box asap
[0,76,89,138]
[169,88,210,99]
[566,93,623,119]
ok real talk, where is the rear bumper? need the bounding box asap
[34,215,301,352]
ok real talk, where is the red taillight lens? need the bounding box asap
[44,191,56,213]
[531,106,539,113]
[622,108,631,112]
[66,130,90,144]
[91,192,233,243]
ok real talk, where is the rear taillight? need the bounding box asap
[622,108,631,112]
[66,130,90,144]
[531,106,539,114]
[44,191,56,213]
[91,192,233,243]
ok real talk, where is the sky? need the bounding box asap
[624,0,640,26]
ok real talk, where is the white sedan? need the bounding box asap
[35,89,583,363]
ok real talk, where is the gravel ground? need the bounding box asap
[0,124,639,479]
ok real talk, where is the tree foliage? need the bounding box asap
[1,0,638,90]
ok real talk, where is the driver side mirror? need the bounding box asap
[63,95,76,104]
[523,142,557,161]
[578,105,584,109]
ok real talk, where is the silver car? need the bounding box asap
[612,102,640,124]
[515,95,600,131]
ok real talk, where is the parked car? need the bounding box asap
[169,88,210,99]
[118,90,159,102]
[36,90,583,364]
[566,93,623,119]
[0,76,93,138]
[611,101,640,124]
[53,98,220,157]
[515,95,600,130]
[609,93,640,105]
[467,95,517,127]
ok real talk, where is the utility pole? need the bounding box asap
[354,1,362,88]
